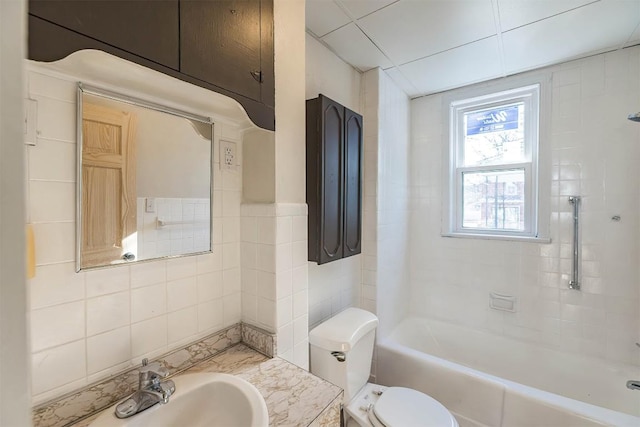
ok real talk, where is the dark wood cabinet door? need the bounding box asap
[180,0,262,102]
[319,96,345,264]
[259,0,274,107]
[29,0,179,69]
[343,108,362,258]
[306,95,362,265]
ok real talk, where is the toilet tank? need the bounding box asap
[309,308,378,402]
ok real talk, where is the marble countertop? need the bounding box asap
[73,344,342,427]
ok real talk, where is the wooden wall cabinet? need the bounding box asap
[306,94,363,265]
[28,0,180,69]
[28,0,275,130]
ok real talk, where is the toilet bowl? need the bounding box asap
[309,308,458,427]
[345,384,457,427]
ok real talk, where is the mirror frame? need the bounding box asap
[76,83,214,271]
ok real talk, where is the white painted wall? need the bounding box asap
[306,33,361,112]
[305,33,363,329]
[410,47,640,366]
[274,0,306,204]
[0,0,30,424]
[242,128,275,203]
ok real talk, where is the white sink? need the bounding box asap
[90,373,269,427]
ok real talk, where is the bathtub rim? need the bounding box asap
[376,334,640,427]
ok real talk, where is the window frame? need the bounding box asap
[442,78,550,242]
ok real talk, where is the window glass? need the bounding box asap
[463,103,526,166]
[462,169,525,231]
[446,84,541,239]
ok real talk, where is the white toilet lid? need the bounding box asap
[370,387,457,427]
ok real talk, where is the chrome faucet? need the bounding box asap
[114,358,176,419]
[627,380,640,391]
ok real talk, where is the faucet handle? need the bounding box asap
[139,358,168,378]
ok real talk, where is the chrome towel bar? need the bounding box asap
[568,196,581,290]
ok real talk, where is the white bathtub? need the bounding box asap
[376,317,640,427]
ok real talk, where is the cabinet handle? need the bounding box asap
[250,70,263,83]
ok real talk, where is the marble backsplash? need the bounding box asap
[241,322,277,357]
[33,322,276,427]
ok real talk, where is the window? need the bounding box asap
[445,84,543,240]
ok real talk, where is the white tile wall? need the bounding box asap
[31,301,85,353]
[305,32,364,332]
[131,283,167,323]
[361,70,380,319]
[86,292,130,336]
[410,47,640,365]
[360,68,412,339]
[87,327,131,376]
[308,257,361,329]
[131,316,168,359]
[26,69,245,404]
[241,203,309,368]
[31,340,86,396]
[375,70,412,337]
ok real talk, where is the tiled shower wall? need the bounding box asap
[410,47,640,365]
[240,203,309,368]
[26,68,244,404]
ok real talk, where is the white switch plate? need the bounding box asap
[220,140,237,170]
[145,197,156,213]
[24,98,38,146]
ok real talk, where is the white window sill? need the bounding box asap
[441,232,551,244]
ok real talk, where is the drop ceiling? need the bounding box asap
[306,0,640,97]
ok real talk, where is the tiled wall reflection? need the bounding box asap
[137,197,211,259]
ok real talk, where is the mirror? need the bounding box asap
[77,84,213,271]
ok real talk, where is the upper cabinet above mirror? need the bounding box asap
[77,84,213,271]
[28,0,275,130]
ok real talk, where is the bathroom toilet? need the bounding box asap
[309,308,458,427]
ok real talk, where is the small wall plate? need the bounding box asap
[220,140,237,170]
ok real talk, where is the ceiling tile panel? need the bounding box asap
[306,0,352,37]
[498,0,597,31]
[322,23,394,71]
[338,0,399,19]
[398,36,502,95]
[383,67,421,97]
[502,1,640,74]
[357,0,496,65]
[625,21,640,47]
